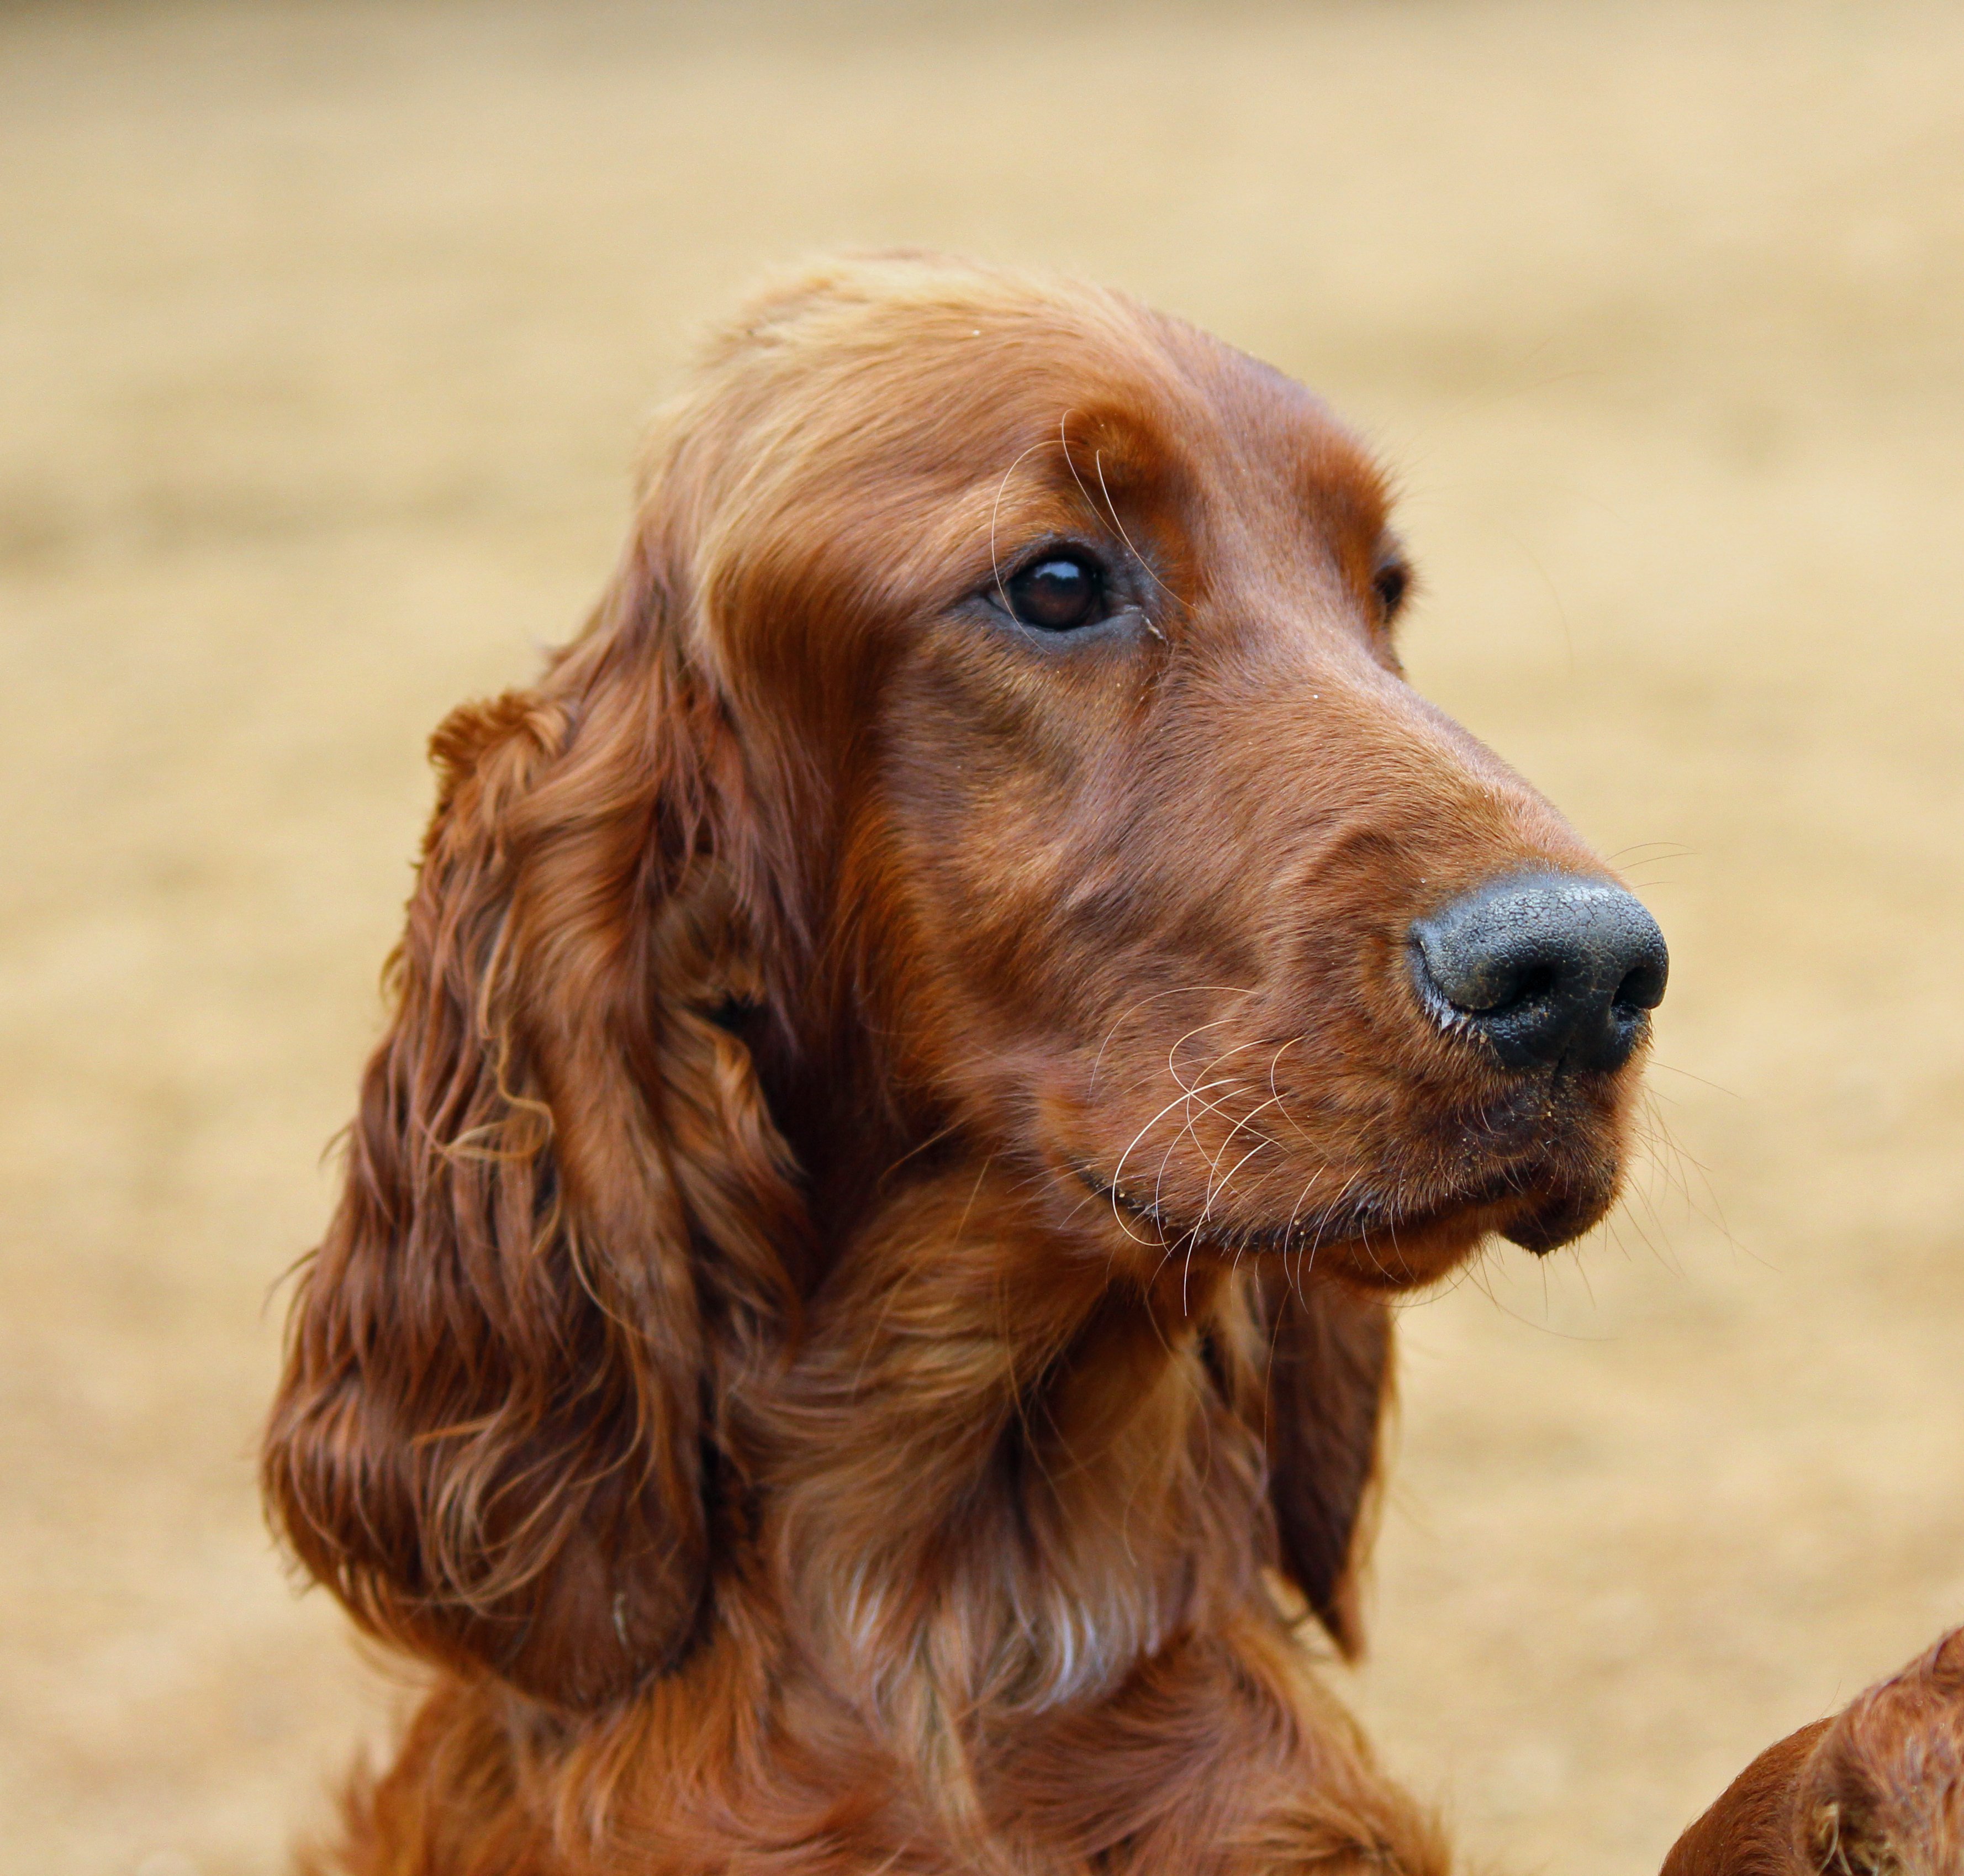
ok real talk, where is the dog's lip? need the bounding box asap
[1066,1157,1529,1258]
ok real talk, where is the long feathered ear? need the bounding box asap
[263,555,807,1711]
[1256,1268,1392,1658]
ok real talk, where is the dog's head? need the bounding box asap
[662,254,1663,1288]
[265,254,1662,1709]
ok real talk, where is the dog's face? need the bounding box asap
[680,265,1657,1291]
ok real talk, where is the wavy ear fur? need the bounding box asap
[1255,1268,1392,1658]
[263,556,807,1710]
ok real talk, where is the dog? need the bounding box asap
[265,253,1962,1874]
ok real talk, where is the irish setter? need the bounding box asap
[265,254,1962,1875]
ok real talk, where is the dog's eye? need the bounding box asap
[1004,552,1106,631]
[1371,555,1411,624]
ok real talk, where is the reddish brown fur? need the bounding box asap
[1664,1631,1964,1876]
[264,255,1962,1875]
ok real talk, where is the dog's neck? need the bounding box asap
[764,1161,1271,1728]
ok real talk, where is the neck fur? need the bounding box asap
[767,1163,1273,1728]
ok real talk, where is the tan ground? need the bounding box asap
[6,3,1964,1871]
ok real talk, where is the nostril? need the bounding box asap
[1612,959,1667,1013]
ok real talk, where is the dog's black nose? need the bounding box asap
[1411,874,1667,1073]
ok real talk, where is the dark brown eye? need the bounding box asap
[1371,556,1410,623]
[1004,552,1105,631]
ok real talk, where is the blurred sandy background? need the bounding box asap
[6,2,1963,1871]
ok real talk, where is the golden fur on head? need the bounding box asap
[266,253,1690,1875]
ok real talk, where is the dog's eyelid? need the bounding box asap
[1000,534,1108,578]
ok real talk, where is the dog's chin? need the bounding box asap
[1068,1152,1621,1292]
[1497,1166,1620,1256]
[1337,1160,1622,1282]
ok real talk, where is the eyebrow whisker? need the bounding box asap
[1092,445,1184,637]
[989,437,1053,632]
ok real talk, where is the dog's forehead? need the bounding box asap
[730,266,1380,503]
[956,308,1390,541]
[954,355,1390,589]
[1107,344,1377,518]
[682,265,1396,593]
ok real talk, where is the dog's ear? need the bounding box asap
[1255,1269,1392,1658]
[262,550,807,1710]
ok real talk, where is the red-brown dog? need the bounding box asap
[266,254,1963,1875]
